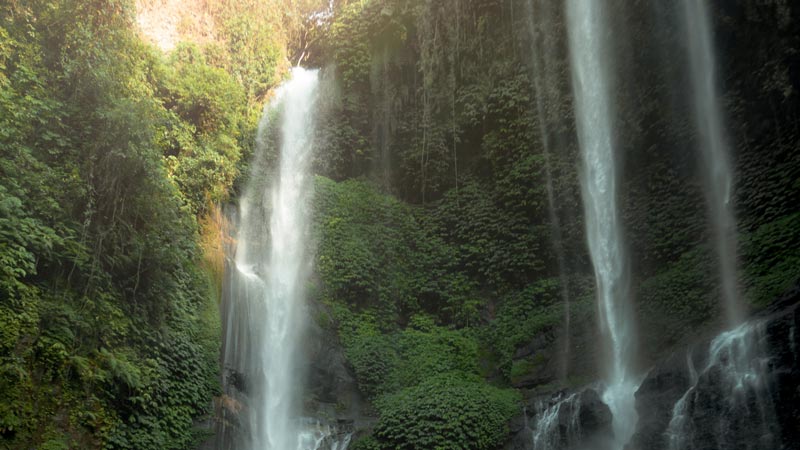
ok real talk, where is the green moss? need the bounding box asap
[742,212,800,306]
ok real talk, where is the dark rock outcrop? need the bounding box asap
[303,300,376,433]
[629,285,800,450]
[767,286,800,449]
[505,388,613,450]
[627,349,702,450]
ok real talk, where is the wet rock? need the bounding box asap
[627,349,698,450]
[303,299,376,432]
[574,389,613,441]
[629,284,800,450]
[505,388,613,450]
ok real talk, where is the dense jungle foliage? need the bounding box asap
[0,0,288,447]
[1,0,799,448]
[304,0,800,447]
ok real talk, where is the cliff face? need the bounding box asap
[304,1,800,447]
[303,299,376,434]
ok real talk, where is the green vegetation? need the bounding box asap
[1,0,798,448]
[0,1,255,447]
[373,374,519,450]
[311,177,576,447]
[312,0,800,362]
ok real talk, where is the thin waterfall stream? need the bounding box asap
[566,1,640,449]
[681,0,743,326]
[663,2,777,448]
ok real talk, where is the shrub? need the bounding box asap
[373,374,519,450]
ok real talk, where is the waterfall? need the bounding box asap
[531,393,581,450]
[297,419,353,450]
[218,68,348,450]
[566,1,640,449]
[665,322,777,449]
[662,5,775,448]
[681,0,742,325]
[526,0,573,382]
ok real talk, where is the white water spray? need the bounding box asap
[566,1,640,448]
[222,68,344,450]
[531,393,581,450]
[681,0,742,325]
[665,322,776,449]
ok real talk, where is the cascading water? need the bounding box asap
[531,393,581,450]
[218,68,349,450]
[662,4,778,448]
[528,388,616,450]
[665,322,777,449]
[566,1,640,448]
[681,0,743,325]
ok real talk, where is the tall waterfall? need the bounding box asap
[681,0,742,325]
[220,68,335,450]
[566,1,639,449]
[664,4,773,448]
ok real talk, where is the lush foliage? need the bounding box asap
[0,1,254,447]
[159,43,248,213]
[313,0,800,373]
[312,178,524,448]
[313,177,480,326]
[373,374,519,450]
[2,0,799,448]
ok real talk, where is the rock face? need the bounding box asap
[627,349,701,450]
[768,288,800,449]
[506,388,613,450]
[302,300,375,433]
[508,311,602,391]
[629,285,800,450]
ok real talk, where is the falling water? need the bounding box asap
[531,393,581,450]
[219,68,350,450]
[662,5,773,448]
[681,0,742,325]
[526,0,573,382]
[566,1,640,448]
[665,322,777,449]
[297,419,353,450]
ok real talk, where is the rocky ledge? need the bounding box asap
[512,283,799,450]
[629,284,799,450]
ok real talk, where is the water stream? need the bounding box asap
[566,1,640,448]
[218,68,349,450]
[531,393,581,450]
[662,4,777,448]
[665,322,777,449]
[681,0,742,325]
